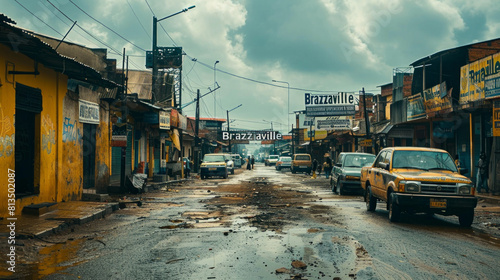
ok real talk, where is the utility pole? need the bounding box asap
[120,48,127,191]
[194,89,200,173]
[362,87,371,153]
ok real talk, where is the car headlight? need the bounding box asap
[458,183,473,195]
[399,181,421,193]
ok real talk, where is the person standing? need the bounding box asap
[324,156,333,179]
[311,158,318,179]
[247,156,252,170]
[251,155,255,169]
[476,152,489,193]
[185,157,191,178]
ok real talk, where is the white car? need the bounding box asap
[265,155,280,166]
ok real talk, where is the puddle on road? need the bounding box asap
[2,238,90,279]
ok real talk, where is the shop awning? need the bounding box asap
[169,129,181,151]
[376,123,393,135]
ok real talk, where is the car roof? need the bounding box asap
[381,147,449,153]
[340,152,376,156]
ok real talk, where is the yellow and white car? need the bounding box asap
[200,153,229,179]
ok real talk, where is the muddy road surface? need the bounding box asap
[6,163,500,279]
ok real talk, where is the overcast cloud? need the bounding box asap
[3,0,500,132]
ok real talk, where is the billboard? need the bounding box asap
[422,82,452,114]
[305,92,356,116]
[407,93,426,121]
[460,52,500,104]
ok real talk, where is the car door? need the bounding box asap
[370,151,387,198]
[332,154,344,185]
[378,150,393,199]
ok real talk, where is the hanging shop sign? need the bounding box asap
[406,93,426,121]
[422,82,452,114]
[494,100,500,137]
[360,139,372,147]
[299,114,315,129]
[485,72,500,99]
[304,129,327,141]
[305,92,356,116]
[79,100,99,124]
[111,123,127,147]
[178,114,187,130]
[460,52,500,104]
[315,116,351,130]
[170,109,179,127]
[159,111,170,130]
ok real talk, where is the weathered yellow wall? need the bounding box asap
[61,91,83,202]
[0,44,69,216]
[95,101,110,193]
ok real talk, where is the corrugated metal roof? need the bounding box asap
[0,15,119,89]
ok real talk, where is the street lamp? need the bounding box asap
[152,5,195,105]
[214,60,219,118]
[227,104,242,153]
[272,80,290,134]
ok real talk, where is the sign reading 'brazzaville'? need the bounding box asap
[305,92,356,116]
[460,52,500,104]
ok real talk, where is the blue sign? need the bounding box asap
[485,74,500,99]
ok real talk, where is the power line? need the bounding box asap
[15,0,66,38]
[68,0,147,52]
[144,0,178,47]
[126,0,151,40]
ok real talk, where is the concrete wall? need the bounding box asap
[0,44,68,216]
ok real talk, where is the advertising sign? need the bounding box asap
[79,100,100,124]
[460,52,500,104]
[422,82,452,114]
[159,111,170,130]
[111,123,127,147]
[305,92,356,116]
[485,72,500,99]
[494,100,500,137]
[178,114,187,130]
[304,130,327,141]
[407,93,426,121]
[315,116,351,130]
[299,114,315,129]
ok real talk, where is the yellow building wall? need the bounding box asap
[385,95,392,120]
[95,101,111,192]
[0,44,71,216]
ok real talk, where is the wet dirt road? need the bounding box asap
[7,163,500,279]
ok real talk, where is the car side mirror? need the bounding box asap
[379,162,390,171]
[459,168,469,175]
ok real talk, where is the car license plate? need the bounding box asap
[209,168,217,171]
[430,198,447,208]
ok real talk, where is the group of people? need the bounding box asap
[311,155,333,179]
[246,155,255,170]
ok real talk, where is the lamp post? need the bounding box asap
[152,5,195,104]
[272,80,290,134]
[214,60,219,118]
[227,104,242,153]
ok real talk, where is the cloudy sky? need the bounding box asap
[3,0,500,132]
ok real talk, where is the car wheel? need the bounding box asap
[223,172,228,179]
[292,168,296,174]
[366,186,376,212]
[458,209,474,227]
[388,193,401,222]
[338,181,345,195]
[231,169,234,175]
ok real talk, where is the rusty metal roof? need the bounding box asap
[0,15,119,89]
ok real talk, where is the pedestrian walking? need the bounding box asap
[251,155,255,169]
[476,152,489,193]
[311,158,318,179]
[324,155,333,179]
[185,157,191,178]
[247,156,252,170]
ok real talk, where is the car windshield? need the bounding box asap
[295,155,310,160]
[343,154,376,168]
[270,155,279,159]
[203,155,225,162]
[392,150,457,172]
[280,157,292,162]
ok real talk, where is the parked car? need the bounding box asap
[231,154,242,168]
[360,147,477,227]
[291,154,312,174]
[200,153,229,179]
[265,155,279,166]
[330,152,376,195]
[223,153,235,174]
[276,156,292,171]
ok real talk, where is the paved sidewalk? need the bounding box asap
[0,201,119,239]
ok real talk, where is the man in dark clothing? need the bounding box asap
[247,156,252,170]
[251,156,255,169]
[311,158,318,179]
[477,152,489,193]
[324,156,333,179]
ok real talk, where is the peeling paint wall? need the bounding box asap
[61,90,83,202]
[0,44,68,216]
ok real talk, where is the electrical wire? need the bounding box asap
[68,0,147,52]
[14,0,66,38]
[126,0,151,40]
[144,0,178,47]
